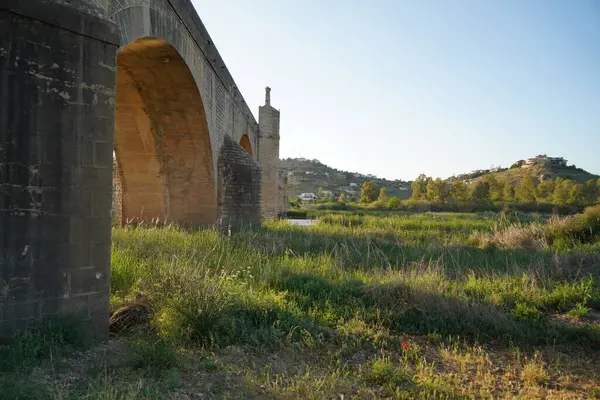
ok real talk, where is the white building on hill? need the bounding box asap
[524,154,567,167]
[298,193,318,201]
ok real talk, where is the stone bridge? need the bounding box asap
[0,0,287,338]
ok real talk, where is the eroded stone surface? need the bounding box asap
[0,1,118,339]
[1,0,287,339]
[218,136,261,232]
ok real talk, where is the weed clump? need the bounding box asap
[0,317,86,373]
[471,205,600,251]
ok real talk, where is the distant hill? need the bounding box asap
[450,163,599,187]
[281,156,599,202]
[280,158,412,200]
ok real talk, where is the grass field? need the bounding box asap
[2,208,600,399]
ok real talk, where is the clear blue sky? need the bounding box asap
[192,0,600,181]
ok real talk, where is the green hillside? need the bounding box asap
[454,163,599,187]
[280,158,411,200]
[281,156,598,203]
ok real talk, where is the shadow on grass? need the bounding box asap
[209,268,600,397]
[272,270,600,349]
[111,223,599,350]
[248,224,589,276]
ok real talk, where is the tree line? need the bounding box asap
[409,174,600,206]
[290,174,599,213]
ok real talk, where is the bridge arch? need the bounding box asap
[114,37,216,224]
[239,134,253,156]
[0,0,282,340]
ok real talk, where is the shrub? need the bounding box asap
[521,355,550,387]
[582,204,600,234]
[512,302,542,322]
[286,209,308,219]
[0,317,86,373]
[472,205,600,250]
[315,201,352,211]
[387,197,402,210]
[545,205,600,248]
[365,356,409,386]
[154,263,233,344]
[566,303,591,319]
[288,198,301,208]
[365,200,386,210]
[128,332,179,370]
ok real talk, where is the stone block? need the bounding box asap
[69,268,109,296]
[94,141,113,168]
[0,4,116,340]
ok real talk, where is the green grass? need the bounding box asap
[4,209,600,398]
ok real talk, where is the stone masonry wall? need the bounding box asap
[278,170,289,217]
[91,0,275,225]
[112,157,123,226]
[1,0,283,339]
[258,99,281,220]
[107,0,260,203]
[218,136,261,232]
[0,1,119,339]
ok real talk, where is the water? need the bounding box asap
[287,219,317,226]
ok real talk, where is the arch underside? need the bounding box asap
[239,134,252,156]
[114,37,216,225]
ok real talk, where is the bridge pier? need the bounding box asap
[218,136,262,233]
[258,87,283,219]
[0,1,119,339]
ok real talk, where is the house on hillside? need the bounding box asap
[321,190,333,198]
[547,156,567,167]
[298,193,318,201]
[523,154,567,167]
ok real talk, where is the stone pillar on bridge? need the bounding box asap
[0,0,118,339]
[258,87,282,219]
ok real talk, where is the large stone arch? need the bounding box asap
[239,135,253,156]
[108,1,265,224]
[114,37,216,224]
[0,0,281,341]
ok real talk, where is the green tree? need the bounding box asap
[387,196,402,210]
[582,179,598,204]
[427,178,446,203]
[338,192,346,203]
[316,187,324,197]
[410,174,430,200]
[289,198,301,208]
[535,179,555,202]
[515,175,536,203]
[378,187,390,203]
[567,182,584,205]
[503,181,515,202]
[450,181,470,204]
[552,177,571,205]
[472,181,491,203]
[360,180,379,203]
[484,175,504,202]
